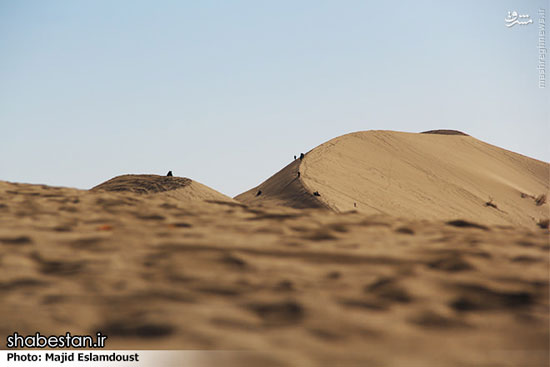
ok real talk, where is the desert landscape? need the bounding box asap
[1,130,548,366]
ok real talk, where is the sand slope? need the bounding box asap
[0,179,548,366]
[236,131,549,227]
[234,160,327,209]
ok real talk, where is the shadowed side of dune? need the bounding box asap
[91,174,234,202]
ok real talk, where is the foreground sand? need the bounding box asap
[1,180,548,366]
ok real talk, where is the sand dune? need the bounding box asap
[236,130,549,228]
[1,132,549,366]
[91,174,235,203]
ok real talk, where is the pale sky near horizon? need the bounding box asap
[1,0,549,196]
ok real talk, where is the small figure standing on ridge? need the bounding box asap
[167,171,173,176]
[297,171,300,178]
[300,153,305,160]
[256,190,262,196]
[294,155,297,160]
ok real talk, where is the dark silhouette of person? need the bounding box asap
[300,153,305,160]
[167,171,173,177]
[313,191,320,196]
[256,190,262,196]
[294,155,296,160]
[297,171,300,178]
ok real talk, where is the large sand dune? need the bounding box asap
[236,130,549,227]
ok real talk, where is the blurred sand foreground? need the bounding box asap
[0,131,548,366]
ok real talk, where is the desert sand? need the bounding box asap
[1,131,549,366]
[237,130,549,228]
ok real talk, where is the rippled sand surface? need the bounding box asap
[1,180,548,366]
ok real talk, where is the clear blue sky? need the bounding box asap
[1,0,548,196]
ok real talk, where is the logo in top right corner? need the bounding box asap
[505,11,533,27]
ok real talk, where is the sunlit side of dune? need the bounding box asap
[236,131,549,227]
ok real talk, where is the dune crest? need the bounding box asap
[236,130,549,227]
[420,129,469,136]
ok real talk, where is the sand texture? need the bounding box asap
[1,131,549,366]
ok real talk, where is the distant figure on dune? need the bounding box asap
[354,202,357,207]
[294,155,297,160]
[313,191,320,196]
[300,153,305,160]
[167,171,173,177]
[297,171,300,178]
[256,190,262,196]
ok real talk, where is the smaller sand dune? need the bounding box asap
[91,174,234,203]
[91,174,192,194]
